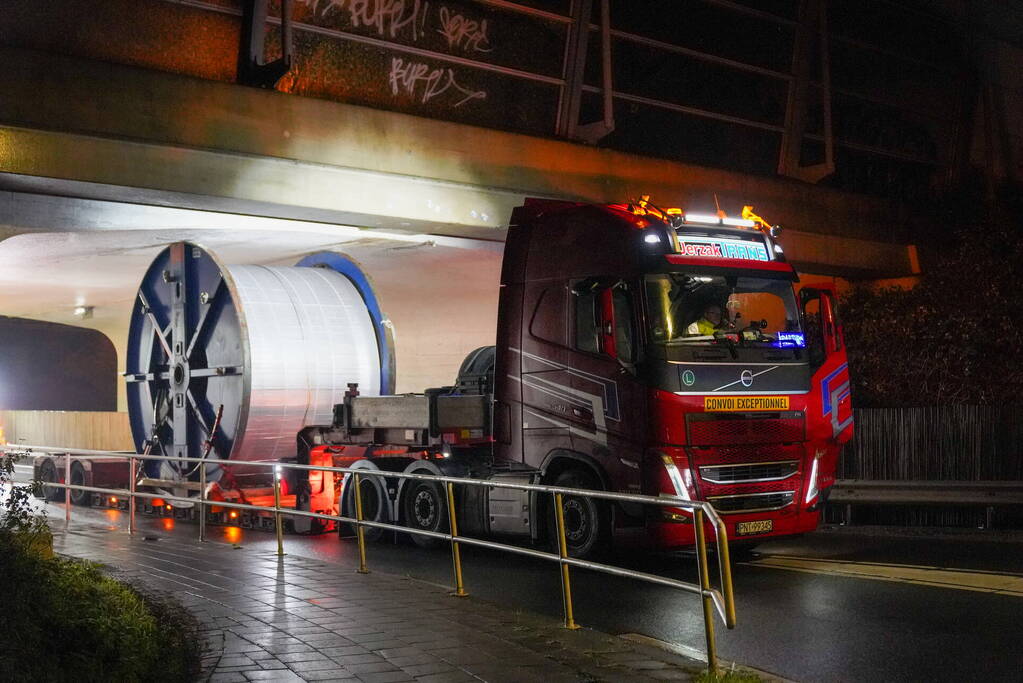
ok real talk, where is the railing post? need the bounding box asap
[64,452,71,529]
[353,473,369,574]
[554,492,580,630]
[198,461,207,542]
[714,517,737,629]
[446,481,467,597]
[128,456,137,535]
[694,507,719,677]
[273,465,285,557]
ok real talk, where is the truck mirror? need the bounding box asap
[801,291,826,368]
[820,292,843,354]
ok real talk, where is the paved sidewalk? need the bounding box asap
[52,523,710,683]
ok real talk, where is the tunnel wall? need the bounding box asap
[351,245,503,393]
[0,317,118,411]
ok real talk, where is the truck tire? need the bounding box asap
[38,459,63,501]
[550,469,607,559]
[402,479,448,549]
[340,473,389,542]
[69,461,91,506]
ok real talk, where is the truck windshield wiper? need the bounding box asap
[661,334,738,359]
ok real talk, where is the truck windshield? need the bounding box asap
[645,273,803,347]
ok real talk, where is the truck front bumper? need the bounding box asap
[644,505,822,549]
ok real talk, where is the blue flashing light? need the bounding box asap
[774,332,806,348]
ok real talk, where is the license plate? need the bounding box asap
[735,519,773,536]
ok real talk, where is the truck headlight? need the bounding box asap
[660,454,691,501]
[805,449,823,504]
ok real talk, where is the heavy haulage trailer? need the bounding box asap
[35,197,853,558]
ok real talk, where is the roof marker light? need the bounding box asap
[684,213,723,225]
[684,213,757,228]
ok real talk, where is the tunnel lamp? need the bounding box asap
[73,305,94,319]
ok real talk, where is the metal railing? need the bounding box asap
[2,444,737,675]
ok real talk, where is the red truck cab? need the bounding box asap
[496,198,853,554]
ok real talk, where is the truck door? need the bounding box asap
[566,279,647,493]
[800,286,854,495]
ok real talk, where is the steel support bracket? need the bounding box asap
[778,0,834,183]
[557,0,615,144]
[239,0,294,88]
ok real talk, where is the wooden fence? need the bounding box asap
[830,405,1023,527]
[0,410,134,452]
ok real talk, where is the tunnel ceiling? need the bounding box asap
[0,209,499,336]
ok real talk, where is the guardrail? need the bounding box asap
[830,478,1023,528]
[2,444,737,675]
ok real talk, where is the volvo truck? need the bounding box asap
[298,198,854,557]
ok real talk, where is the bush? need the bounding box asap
[841,213,1023,407]
[0,452,199,681]
[0,536,200,682]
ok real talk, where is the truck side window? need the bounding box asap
[802,296,826,368]
[529,287,566,345]
[574,287,600,353]
[612,287,635,363]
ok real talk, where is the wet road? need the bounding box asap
[30,491,1023,683]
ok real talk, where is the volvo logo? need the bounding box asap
[740,370,754,387]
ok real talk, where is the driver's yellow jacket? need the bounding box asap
[686,318,718,336]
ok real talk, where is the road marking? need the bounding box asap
[747,555,1023,597]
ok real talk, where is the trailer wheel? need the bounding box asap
[402,479,448,549]
[69,462,91,506]
[549,469,607,559]
[38,459,63,501]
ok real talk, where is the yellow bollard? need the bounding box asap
[554,492,580,630]
[694,508,719,677]
[353,473,369,574]
[273,466,285,557]
[446,482,467,596]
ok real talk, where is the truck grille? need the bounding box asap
[700,461,799,484]
[687,412,804,445]
[691,444,802,465]
[708,491,795,514]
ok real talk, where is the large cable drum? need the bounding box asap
[125,242,393,490]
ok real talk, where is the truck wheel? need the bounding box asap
[550,469,607,559]
[402,479,448,549]
[69,462,91,506]
[38,459,63,501]
[340,474,389,542]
